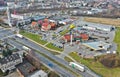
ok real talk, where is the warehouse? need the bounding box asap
[82,41,111,51]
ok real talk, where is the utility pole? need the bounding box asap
[70,30,73,46]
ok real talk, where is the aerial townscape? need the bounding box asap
[0,0,120,77]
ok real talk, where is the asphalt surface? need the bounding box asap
[8,39,75,77]
[0,29,14,40]
[0,21,100,77]
[7,39,75,77]
[13,36,99,77]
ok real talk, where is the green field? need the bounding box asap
[114,27,120,52]
[20,31,47,45]
[20,31,63,52]
[60,29,69,35]
[67,52,120,77]
[84,17,120,27]
[64,56,73,62]
[46,43,63,52]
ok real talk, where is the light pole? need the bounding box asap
[69,24,75,46]
[70,30,73,45]
[7,7,12,27]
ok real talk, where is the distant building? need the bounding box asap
[0,0,7,6]
[0,53,23,73]
[81,22,114,32]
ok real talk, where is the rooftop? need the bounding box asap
[82,41,111,51]
[17,61,36,77]
[0,53,21,65]
[28,70,47,77]
[79,21,114,31]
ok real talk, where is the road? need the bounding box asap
[7,39,75,77]
[13,36,99,77]
[0,17,98,77]
[0,20,101,77]
[0,29,14,40]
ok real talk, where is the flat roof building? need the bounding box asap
[0,53,23,73]
[17,61,48,77]
[82,41,111,51]
[79,21,115,32]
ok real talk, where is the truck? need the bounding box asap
[69,62,85,72]
[16,34,23,38]
[22,46,31,51]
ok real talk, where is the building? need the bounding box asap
[17,61,47,77]
[0,0,7,6]
[0,53,23,73]
[17,61,36,77]
[81,21,115,32]
[63,33,89,42]
[82,41,111,51]
[31,21,38,28]
[63,34,73,42]
[29,70,48,77]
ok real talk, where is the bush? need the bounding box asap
[48,71,60,77]
[99,54,120,68]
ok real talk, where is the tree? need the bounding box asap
[7,49,12,56]
[2,50,8,57]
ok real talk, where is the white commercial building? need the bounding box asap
[29,70,48,77]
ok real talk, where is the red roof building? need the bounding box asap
[49,22,56,30]
[41,22,51,31]
[63,34,74,42]
[80,33,89,40]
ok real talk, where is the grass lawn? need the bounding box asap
[60,29,69,35]
[46,43,63,52]
[64,56,73,62]
[20,31,62,54]
[20,31,47,45]
[84,17,120,27]
[114,27,120,52]
[68,52,120,77]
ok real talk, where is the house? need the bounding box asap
[0,53,23,73]
[31,21,38,27]
[41,18,51,31]
[41,22,51,31]
[31,21,39,30]
[63,34,73,42]
[80,33,89,41]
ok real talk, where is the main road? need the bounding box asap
[7,39,75,77]
[13,36,98,77]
